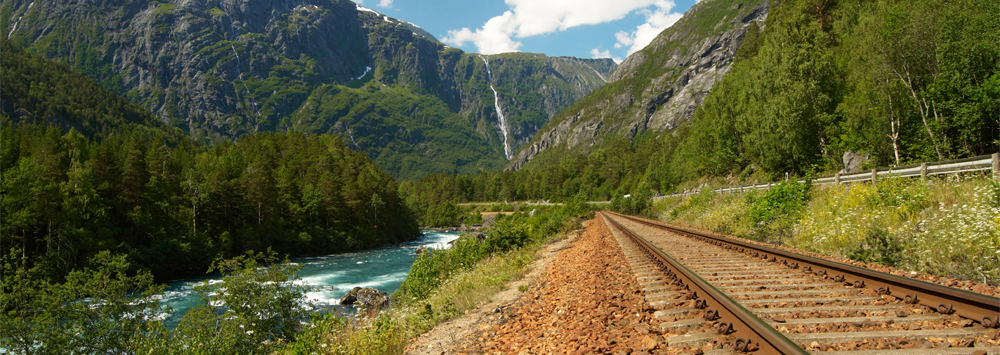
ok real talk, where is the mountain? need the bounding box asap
[0,0,615,179]
[508,0,769,171]
[1,37,422,280]
[0,38,185,143]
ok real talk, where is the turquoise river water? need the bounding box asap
[156,230,460,326]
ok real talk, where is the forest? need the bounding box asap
[1,38,419,282]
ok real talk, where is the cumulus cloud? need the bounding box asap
[444,11,522,55]
[377,0,392,8]
[590,48,623,64]
[615,0,684,55]
[444,0,680,55]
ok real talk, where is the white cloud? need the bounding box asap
[590,48,623,64]
[444,0,680,55]
[615,0,683,55]
[614,31,633,49]
[444,11,522,55]
[377,0,392,8]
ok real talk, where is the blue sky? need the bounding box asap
[353,0,699,63]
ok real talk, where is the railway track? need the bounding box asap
[599,211,1000,354]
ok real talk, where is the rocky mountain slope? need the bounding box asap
[508,0,768,171]
[0,0,615,179]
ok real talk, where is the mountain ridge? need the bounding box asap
[508,0,769,171]
[1,0,615,179]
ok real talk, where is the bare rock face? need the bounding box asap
[508,0,770,171]
[842,151,870,174]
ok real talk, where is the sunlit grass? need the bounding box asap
[656,175,1000,285]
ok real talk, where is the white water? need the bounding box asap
[8,16,21,39]
[157,230,460,327]
[356,66,372,80]
[480,56,512,160]
[221,13,262,124]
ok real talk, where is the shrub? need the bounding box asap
[481,216,531,255]
[0,250,167,354]
[745,181,810,243]
[846,227,907,267]
[174,249,313,354]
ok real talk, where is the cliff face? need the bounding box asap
[1,0,614,178]
[508,0,769,171]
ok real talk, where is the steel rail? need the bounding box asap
[600,212,809,354]
[607,211,1000,330]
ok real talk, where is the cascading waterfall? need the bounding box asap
[356,66,372,80]
[7,16,21,39]
[7,2,32,39]
[221,12,262,126]
[480,56,512,160]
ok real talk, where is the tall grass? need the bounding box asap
[656,175,1000,285]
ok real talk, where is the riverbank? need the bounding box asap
[405,226,581,353]
[281,206,589,354]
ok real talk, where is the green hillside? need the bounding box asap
[1,38,419,281]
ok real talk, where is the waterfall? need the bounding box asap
[221,13,262,126]
[8,2,33,39]
[356,66,372,80]
[7,16,20,39]
[480,56,512,160]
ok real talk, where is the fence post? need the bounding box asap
[993,153,999,180]
[920,163,928,181]
[835,172,841,186]
[871,169,878,185]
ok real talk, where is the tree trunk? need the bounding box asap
[895,69,943,160]
[887,87,901,165]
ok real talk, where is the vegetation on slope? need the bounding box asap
[674,0,998,180]
[0,39,183,143]
[656,174,1000,286]
[510,0,997,194]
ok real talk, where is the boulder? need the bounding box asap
[339,286,390,309]
[842,150,870,174]
[354,288,390,309]
[481,214,497,229]
[339,286,362,305]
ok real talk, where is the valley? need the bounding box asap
[0,0,997,353]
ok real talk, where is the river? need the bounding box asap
[156,230,460,327]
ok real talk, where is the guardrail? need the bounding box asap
[658,153,999,199]
[455,153,999,205]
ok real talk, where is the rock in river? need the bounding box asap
[339,287,390,309]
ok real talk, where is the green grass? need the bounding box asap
[655,174,1000,285]
[153,2,175,15]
